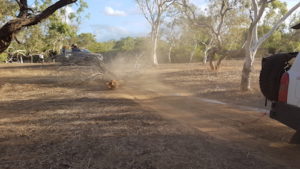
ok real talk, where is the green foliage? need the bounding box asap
[113,37,136,51]
[49,22,75,36]
[77,0,89,13]
[85,37,150,54]
[264,1,288,27]
[0,0,87,55]
[0,53,8,62]
[257,24,299,54]
[87,41,115,53]
[271,1,288,14]
[74,33,97,48]
[0,0,18,23]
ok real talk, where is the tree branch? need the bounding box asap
[255,2,300,49]
[0,0,77,53]
[17,0,29,18]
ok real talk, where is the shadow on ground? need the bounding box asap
[0,95,289,169]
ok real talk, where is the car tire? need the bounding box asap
[259,52,298,101]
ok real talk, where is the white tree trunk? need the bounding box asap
[241,46,257,90]
[240,1,300,91]
[152,34,159,65]
[189,41,198,63]
[201,39,213,64]
[168,45,173,63]
[203,44,212,64]
[203,50,208,64]
[152,24,160,65]
[136,0,176,65]
[20,55,23,63]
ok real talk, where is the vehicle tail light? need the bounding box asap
[278,72,289,102]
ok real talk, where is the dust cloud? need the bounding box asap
[101,50,160,90]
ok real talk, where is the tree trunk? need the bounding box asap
[209,59,216,71]
[240,1,300,91]
[203,48,209,64]
[151,25,159,65]
[0,34,13,53]
[241,63,252,91]
[207,47,217,70]
[168,45,173,63]
[215,54,226,70]
[152,35,158,65]
[20,55,23,63]
[201,40,212,64]
[241,48,256,91]
[189,41,198,63]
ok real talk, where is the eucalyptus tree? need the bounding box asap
[0,0,86,53]
[164,20,178,63]
[179,0,245,69]
[177,0,212,63]
[161,10,182,63]
[20,25,46,55]
[136,0,177,65]
[241,0,300,91]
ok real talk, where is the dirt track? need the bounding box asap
[122,71,300,169]
[1,62,300,169]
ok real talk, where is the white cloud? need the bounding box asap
[104,6,127,16]
[92,25,128,41]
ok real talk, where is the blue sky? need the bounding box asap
[76,0,298,42]
[78,0,151,41]
[77,0,211,41]
[28,0,300,42]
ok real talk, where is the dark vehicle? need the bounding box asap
[57,48,103,65]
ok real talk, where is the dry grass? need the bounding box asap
[158,60,265,108]
[0,61,296,169]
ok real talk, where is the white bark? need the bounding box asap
[20,55,23,63]
[150,23,160,65]
[203,49,208,64]
[254,2,300,50]
[168,44,174,63]
[165,18,179,63]
[241,1,300,91]
[136,0,176,65]
[153,30,159,65]
[201,39,213,64]
[189,39,198,63]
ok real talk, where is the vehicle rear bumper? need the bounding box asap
[270,102,300,130]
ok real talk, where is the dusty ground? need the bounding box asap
[158,60,265,109]
[0,61,300,169]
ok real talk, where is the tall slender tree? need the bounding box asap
[179,0,242,69]
[241,0,300,91]
[136,0,177,65]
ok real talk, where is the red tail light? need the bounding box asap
[278,73,289,102]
